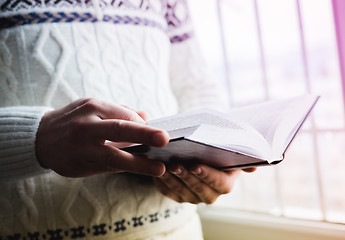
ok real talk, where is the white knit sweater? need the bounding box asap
[0,0,225,239]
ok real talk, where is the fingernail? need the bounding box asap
[160,172,168,179]
[170,167,182,175]
[191,167,201,175]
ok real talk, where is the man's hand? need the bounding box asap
[36,98,169,178]
[153,164,256,204]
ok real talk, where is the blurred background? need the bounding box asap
[188,0,345,226]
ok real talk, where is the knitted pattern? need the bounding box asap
[0,0,192,36]
[0,0,163,14]
[0,0,224,239]
[170,32,193,43]
[0,12,165,31]
[0,0,194,43]
[0,107,51,181]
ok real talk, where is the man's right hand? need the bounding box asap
[36,98,169,178]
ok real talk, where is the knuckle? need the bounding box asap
[205,196,217,205]
[207,179,217,189]
[190,199,201,204]
[173,195,187,203]
[190,181,205,193]
[68,98,93,109]
[119,107,143,123]
[110,120,125,136]
[125,111,139,122]
[114,105,141,123]
[83,98,101,113]
[222,185,233,194]
[207,175,225,191]
[173,184,185,194]
[78,97,93,105]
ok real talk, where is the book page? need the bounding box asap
[226,99,290,146]
[227,95,312,143]
[227,95,318,160]
[188,125,272,160]
[148,109,271,159]
[271,96,318,157]
[149,109,247,132]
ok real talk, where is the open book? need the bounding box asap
[124,95,319,169]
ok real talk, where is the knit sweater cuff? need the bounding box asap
[0,106,53,182]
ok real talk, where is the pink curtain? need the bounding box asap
[332,0,345,104]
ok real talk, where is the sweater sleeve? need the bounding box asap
[166,0,229,112]
[169,38,229,112]
[0,106,52,182]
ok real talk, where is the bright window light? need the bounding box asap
[189,0,345,224]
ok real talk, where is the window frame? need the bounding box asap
[199,207,345,240]
[189,0,345,235]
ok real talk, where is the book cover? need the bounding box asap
[123,95,319,169]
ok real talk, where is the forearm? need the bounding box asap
[0,106,52,182]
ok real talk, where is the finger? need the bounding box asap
[121,105,149,121]
[136,111,149,121]
[98,145,166,177]
[169,164,219,204]
[89,120,170,147]
[158,171,201,204]
[153,178,183,203]
[105,141,135,149]
[189,164,241,194]
[76,98,145,123]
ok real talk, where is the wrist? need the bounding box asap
[35,110,53,170]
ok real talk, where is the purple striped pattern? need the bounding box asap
[0,11,193,43]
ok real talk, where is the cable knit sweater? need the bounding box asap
[0,0,225,239]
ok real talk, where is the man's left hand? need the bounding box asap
[153,164,256,204]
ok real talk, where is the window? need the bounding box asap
[189,0,345,225]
